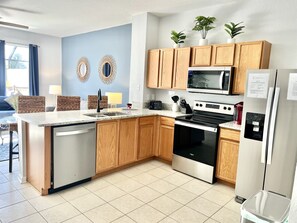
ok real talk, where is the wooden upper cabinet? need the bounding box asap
[172,47,190,90]
[138,116,156,160]
[118,118,138,166]
[190,46,212,66]
[147,49,160,88]
[233,41,271,94]
[159,48,174,89]
[96,120,119,173]
[212,44,235,66]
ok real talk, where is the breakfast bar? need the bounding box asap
[14,108,185,195]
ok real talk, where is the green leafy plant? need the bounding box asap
[170,30,186,44]
[224,22,245,38]
[192,16,216,39]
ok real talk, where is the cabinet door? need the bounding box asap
[96,121,118,173]
[138,117,155,160]
[159,48,174,89]
[157,117,174,161]
[212,44,235,66]
[233,41,271,94]
[216,139,239,184]
[172,47,190,90]
[147,49,160,88]
[216,128,240,184]
[118,118,138,166]
[190,46,212,66]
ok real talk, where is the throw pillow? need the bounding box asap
[4,90,22,110]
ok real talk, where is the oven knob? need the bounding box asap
[196,103,199,106]
[223,106,227,110]
[200,104,203,107]
[228,107,231,110]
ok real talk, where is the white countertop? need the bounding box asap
[219,121,242,131]
[14,108,187,127]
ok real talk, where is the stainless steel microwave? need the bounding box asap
[187,67,234,95]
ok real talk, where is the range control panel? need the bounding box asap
[193,100,234,115]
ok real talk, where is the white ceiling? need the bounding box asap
[0,0,233,37]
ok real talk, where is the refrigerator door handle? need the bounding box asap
[261,87,274,164]
[267,87,280,164]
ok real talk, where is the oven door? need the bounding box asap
[172,120,219,183]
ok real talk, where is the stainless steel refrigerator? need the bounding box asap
[235,69,297,203]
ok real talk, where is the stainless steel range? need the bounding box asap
[172,100,234,184]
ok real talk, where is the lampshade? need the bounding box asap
[49,85,62,95]
[106,92,122,105]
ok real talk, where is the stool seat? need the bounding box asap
[241,190,290,223]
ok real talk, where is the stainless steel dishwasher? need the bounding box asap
[52,122,96,189]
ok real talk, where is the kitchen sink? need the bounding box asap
[84,113,107,118]
[84,112,127,118]
[102,112,127,116]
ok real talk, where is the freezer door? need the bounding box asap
[264,69,297,197]
[235,69,277,201]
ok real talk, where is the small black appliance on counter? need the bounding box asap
[149,100,162,110]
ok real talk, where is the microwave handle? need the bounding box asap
[219,71,225,89]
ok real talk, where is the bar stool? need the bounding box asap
[87,95,108,109]
[56,96,81,111]
[8,96,45,172]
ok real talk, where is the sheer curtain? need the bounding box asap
[0,40,5,96]
[29,44,39,96]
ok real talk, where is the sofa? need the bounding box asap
[0,96,15,119]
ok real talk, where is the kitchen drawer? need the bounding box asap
[139,116,155,125]
[160,117,175,126]
[220,128,240,142]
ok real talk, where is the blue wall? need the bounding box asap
[62,24,132,107]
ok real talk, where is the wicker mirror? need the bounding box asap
[99,55,116,84]
[77,57,89,82]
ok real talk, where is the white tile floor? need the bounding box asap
[0,159,241,223]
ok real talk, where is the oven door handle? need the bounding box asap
[175,120,217,132]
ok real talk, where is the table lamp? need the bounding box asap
[105,92,122,108]
[49,85,62,110]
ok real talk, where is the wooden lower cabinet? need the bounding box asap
[96,120,119,173]
[138,116,156,160]
[118,118,138,166]
[216,128,240,184]
[157,117,175,161]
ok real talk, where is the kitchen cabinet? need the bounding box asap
[147,49,160,88]
[233,40,271,94]
[138,116,156,160]
[158,48,174,89]
[157,117,175,161]
[172,47,191,90]
[212,43,235,66]
[147,47,190,90]
[190,45,212,66]
[216,127,240,184]
[96,120,119,173]
[118,118,138,166]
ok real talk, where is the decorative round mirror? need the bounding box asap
[77,57,90,82]
[99,55,116,84]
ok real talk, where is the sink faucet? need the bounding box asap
[97,89,102,112]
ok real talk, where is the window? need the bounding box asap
[5,44,29,95]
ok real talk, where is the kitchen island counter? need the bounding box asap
[14,108,185,127]
[219,121,242,131]
[14,108,185,195]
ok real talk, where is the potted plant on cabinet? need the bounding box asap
[192,16,216,46]
[170,30,186,48]
[224,21,245,43]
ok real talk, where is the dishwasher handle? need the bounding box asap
[55,127,95,137]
